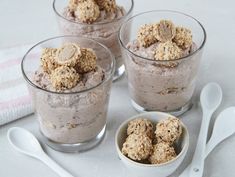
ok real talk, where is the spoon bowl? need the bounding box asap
[7,127,74,177]
[200,83,222,112]
[206,107,235,156]
[8,127,43,157]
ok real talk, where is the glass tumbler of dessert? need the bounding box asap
[53,0,134,81]
[21,36,115,152]
[119,10,206,116]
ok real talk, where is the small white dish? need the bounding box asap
[115,112,189,177]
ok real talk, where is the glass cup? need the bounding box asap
[21,36,115,152]
[53,0,134,81]
[119,10,206,116]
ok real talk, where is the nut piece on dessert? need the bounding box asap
[75,0,100,24]
[137,24,158,48]
[154,20,176,42]
[173,27,193,49]
[149,142,176,164]
[55,43,82,67]
[75,48,97,73]
[95,0,117,12]
[50,66,80,91]
[154,41,183,60]
[122,133,153,161]
[127,118,154,139]
[155,117,182,144]
[68,0,79,11]
[41,48,59,74]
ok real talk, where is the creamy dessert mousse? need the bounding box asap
[21,38,114,152]
[53,0,133,79]
[119,14,206,115]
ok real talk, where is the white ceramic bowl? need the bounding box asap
[115,112,189,177]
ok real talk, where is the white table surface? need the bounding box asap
[1,0,235,177]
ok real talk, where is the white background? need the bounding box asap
[1,0,235,177]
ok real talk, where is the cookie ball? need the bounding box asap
[68,0,79,11]
[75,48,97,73]
[75,0,100,24]
[41,48,59,74]
[137,24,158,48]
[122,133,153,161]
[50,66,80,91]
[95,0,117,12]
[55,43,82,67]
[149,142,176,164]
[154,20,176,42]
[155,117,182,144]
[173,27,193,49]
[127,118,154,139]
[154,41,183,60]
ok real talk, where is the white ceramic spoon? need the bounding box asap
[7,127,74,177]
[179,83,222,177]
[179,107,235,176]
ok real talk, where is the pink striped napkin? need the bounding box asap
[0,45,34,125]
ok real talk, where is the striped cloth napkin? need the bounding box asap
[0,45,34,125]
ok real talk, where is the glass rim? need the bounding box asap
[21,35,116,95]
[118,10,207,62]
[52,0,134,26]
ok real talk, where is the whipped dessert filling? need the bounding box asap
[64,0,125,24]
[125,20,199,111]
[121,117,183,164]
[33,43,110,144]
[58,0,127,69]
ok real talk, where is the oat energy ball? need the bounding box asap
[75,0,100,24]
[122,133,153,161]
[149,142,176,164]
[154,20,176,42]
[41,48,59,74]
[76,48,97,73]
[55,43,82,67]
[154,41,183,60]
[127,118,154,139]
[173,27,193,49]
[137,24,158,48]
[155,117,182,144]
[50,66,80,91]
[95,0,117,12]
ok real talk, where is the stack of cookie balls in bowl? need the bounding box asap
[115,112,189,177]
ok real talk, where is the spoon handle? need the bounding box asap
[188,111,212,177]
[39,153,74,177]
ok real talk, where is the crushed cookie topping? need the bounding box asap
[173,27,193,49]
[41,48,59,74]
[137,24,158,48]
[75,0,100,24]
[95,0,117,12]
[75,48,97,73]
[55,43,82,67]
[154,41,183,60]
[50,66,80,91]
[154,20,176,42]
[68,0,79,12]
